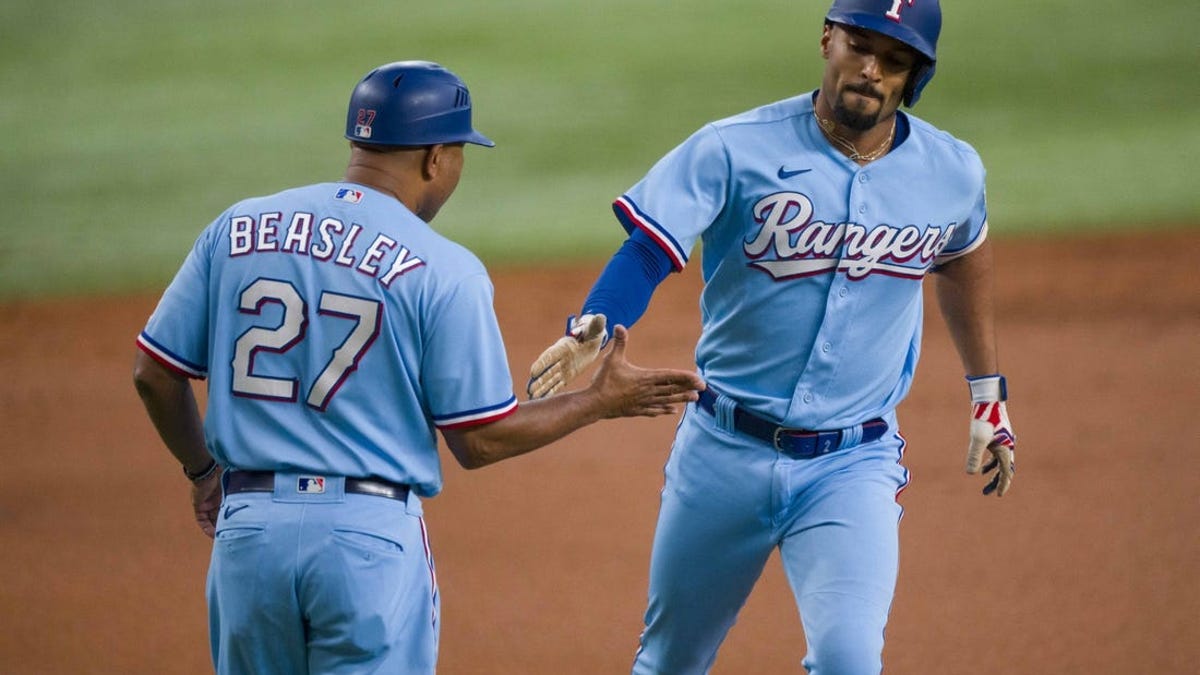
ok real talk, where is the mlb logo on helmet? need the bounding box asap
[335,188,364,203]
[298,476,326,494]
[351,107,376,140]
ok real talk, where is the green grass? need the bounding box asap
[1,0,1197,299]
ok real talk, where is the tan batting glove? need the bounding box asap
[965,375,1016,497]
[526,314,607,399]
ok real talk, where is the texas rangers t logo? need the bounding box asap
[886,0,916,22]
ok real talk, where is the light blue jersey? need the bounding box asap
[617,91,992,673]
[615,91,986,429]
[138,182,517,498]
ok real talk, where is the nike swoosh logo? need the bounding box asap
[778,166,812,179]
[224,504,250,519]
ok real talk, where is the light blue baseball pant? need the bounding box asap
[207,474,438,675]
[632,405,908,675]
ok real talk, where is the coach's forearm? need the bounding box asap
[132,351,213,475]
[933,240,999,376]
[441,392,608,469]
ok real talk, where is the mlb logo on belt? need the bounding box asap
[298,476,326,494]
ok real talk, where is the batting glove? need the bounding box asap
[526,314,608,399]
[965,374,1016,497]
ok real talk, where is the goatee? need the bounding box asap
[833,87,883,132]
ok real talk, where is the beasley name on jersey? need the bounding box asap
[225,186,426,288]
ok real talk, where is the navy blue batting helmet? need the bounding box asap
[345,61,494,147]
[825,0,941,106]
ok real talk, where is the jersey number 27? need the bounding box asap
[231,278,381,411]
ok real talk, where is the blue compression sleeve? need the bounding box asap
[580,228,674,338]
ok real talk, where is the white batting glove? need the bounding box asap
[526,314,608,399]
[965,375,1016,497]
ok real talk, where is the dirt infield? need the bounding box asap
[1,229,1197,674]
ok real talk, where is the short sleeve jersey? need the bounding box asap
[613,92,988,428]
[137,183,517,497]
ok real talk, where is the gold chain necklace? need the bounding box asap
[815,112,895,162]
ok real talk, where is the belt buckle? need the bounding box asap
[774,427,817,457]
[773,427,840,458]
[772,426,787,452]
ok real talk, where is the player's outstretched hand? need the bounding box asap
[965,375,1016,497]
[527,314,608,399]
[587,325,704,418]
[191,467,225,538]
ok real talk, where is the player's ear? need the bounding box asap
[820,23,833,59]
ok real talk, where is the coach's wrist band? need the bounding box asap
[184,458,219,482]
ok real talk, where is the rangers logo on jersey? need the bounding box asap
[745,191,956,280]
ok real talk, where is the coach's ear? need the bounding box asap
[421,144,445,181]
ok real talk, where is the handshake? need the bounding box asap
[527,313,704,418]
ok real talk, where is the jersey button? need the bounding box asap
[822,342,832,353]
[839,287,848,297]
[858,173,869,183]
[803,393,814,403]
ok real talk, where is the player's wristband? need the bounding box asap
[566,313,609,348]
[966,374,1007,403]
[183,458,219,482]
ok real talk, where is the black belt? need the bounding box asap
[225,471,410,502]
[696,388,887,459]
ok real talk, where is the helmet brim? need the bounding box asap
[463,130,495,148]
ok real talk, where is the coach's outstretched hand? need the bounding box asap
[442,325,703,470]
[586,325,704,418]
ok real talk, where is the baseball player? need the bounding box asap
[527,1,1017,672]
[132,60,703,675]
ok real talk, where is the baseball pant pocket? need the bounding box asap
[209,516,306,675]
[304,511,437,674]
[331,527,406,556]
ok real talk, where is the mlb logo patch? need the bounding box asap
[297,476,326,494]
[335,188,364,204]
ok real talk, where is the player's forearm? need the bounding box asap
[441,392,607,469]
[579,229,673,337]
[133,352,213,475]
[933,240,999,376]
